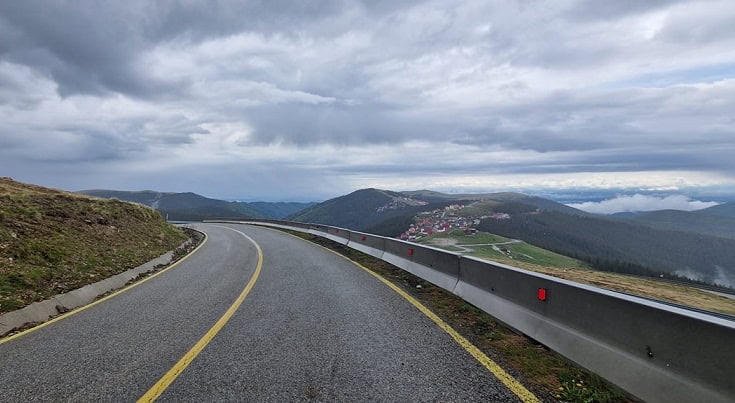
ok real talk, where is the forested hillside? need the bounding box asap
[288,188,433,230]
[624,209,735,240]
[479,211,735,288]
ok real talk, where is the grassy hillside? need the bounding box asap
[1,178,188,313]
[400,190,591,215]
[77,190,167,206]
[418,230,585,269]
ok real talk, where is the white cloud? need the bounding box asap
[1,1,735,200]
[567,194,720,214]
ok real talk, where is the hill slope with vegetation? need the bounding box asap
[0,178,188,313]
[79,189,264,221]
[621,209,735,240]
[696,202,735,218]
[479,210,735,288]
[289,188,588,231]
[288,188,440,230]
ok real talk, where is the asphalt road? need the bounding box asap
[0,223,523,402]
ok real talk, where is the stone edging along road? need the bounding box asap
[0,230,205,338]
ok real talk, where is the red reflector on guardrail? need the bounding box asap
[408,248,414,256]
[538,288,547,301]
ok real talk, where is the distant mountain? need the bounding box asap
[248,201,317,219]
[288,188,438,230]
[696,202,735,218]
[504,195,592,216]
[479,210,735,288]
[79,190,314,221]
[401,190,590,216]
[291,186,735,288]
[399,190,528,203]
[618,209,735,240]
[291,188,591,231]
[609,212,641,219]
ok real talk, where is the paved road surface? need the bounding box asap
[0,223,524,402]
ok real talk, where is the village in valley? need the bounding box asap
[398,203,511,241]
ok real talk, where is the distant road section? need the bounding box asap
[0,223,526,402]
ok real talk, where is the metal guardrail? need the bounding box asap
[220,219,735,403]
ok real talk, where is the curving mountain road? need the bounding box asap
[0,223,529,402]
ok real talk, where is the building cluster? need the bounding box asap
[375,197,428,213]
[398,204,511,240]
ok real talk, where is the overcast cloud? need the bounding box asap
[567,194,720,214]
[1,0,734,201]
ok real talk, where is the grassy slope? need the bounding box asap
[0,178,188,313]
[290,188,451,231]
[419,230,586,269]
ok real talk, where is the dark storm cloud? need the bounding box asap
[0,2,151,97]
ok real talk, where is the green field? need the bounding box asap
[469,243,586,269]
[455,200,500,217]
[418,230,586,269]
[421,230,509,245]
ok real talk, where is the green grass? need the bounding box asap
[470,243,587,269]
[421,229,510,244]
[456,200,501,217]
[419,229,588,270]
[0,178,188,313]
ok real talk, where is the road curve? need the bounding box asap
[0,223,526,402]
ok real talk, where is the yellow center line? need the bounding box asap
[266,226,540,403]
[137,225,263,403]
[0,230,208,345]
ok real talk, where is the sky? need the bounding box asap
[1,1,734,208]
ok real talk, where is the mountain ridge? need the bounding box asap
[290,187,735,289]
[79,189,313,220]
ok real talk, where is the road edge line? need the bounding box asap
[137,225,264,402]
[0,231,208,345]
[266,226,540,403]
